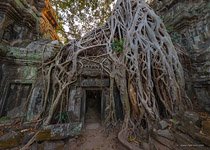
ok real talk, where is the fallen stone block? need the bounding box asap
[36,122,82,141]
[0,131,23,149]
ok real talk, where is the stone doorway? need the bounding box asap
[85,90,102,124]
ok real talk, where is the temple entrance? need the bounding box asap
[85,90,102,124]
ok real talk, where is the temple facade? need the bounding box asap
[0,0,58,44]
[0,0,123,126]
[0,0,59,119]
[1,0,210,127]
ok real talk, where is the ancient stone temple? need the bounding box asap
[0,1,64,148]
[150,0,210,112]
[0,0,210,149]
[0,0,59,119]
[65,53,124,125]
[27,54,123,124]
[0,1,123,148]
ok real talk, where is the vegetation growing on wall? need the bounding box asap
[112,39,124,52]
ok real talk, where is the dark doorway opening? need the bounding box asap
[85,90,102,124]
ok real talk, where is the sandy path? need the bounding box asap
[67,123,127,150]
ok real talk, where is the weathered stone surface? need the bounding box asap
[0,0,61,120]
[26,40,60,61]
[149,0,210,112]
[194,133,210,147]
[158,120,169,130]
[0,60,35,118]
[81,78,110,87]
[0,39,61,61]
[157,129,174,141]
[36,123,82,141]
[172,112,210,147]
[0,39,61,119]
[202,120,210,135]
[150,135,175,150]
[0,0,58,43]
[183,111,200,124]
[0,116,11,125]
[0,131,23,149]
[27,81,43,121]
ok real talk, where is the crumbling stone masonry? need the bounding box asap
[0,0,123,130]
[150,0,210,112]
[0,0,59,119]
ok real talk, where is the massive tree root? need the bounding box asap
[40,0,191,149]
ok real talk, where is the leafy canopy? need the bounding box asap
[50,0,115,42]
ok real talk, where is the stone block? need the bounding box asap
[36,123,82,141]
[202,120,210,136]
[157,129,174,141]
[183,111,200,124]
[158,120,169,130]
[0,131,23,149]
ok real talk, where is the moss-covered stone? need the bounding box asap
[0,116,11,125]
[0,40,61,62]
[36,130,52,141]
[36,123,82,142]
[0,132,23,149]
[23,66,37,80]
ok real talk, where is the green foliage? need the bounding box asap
[171,32,181,43]
[50,0,114,40]
[0,116,10,122]
[166,25,174,33]
[111,39,124,52]
[170,117,180,125]
[55,112,68,123]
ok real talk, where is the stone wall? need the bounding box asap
[149,0,210,111]
[25,58,114,124]
[0,0,59,45]
[0,0,60,119]
[68,79,110,123]
[0,40,61,119]
[40,0,59,40]
[0,59,36,118]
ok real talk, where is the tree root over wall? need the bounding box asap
[34,0,193,149]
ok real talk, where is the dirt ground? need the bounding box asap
[67,123,127,150]
[67,103,127,150]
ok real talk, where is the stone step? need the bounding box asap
[85,123,101,130]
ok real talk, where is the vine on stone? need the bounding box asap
[39,0,192,149]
